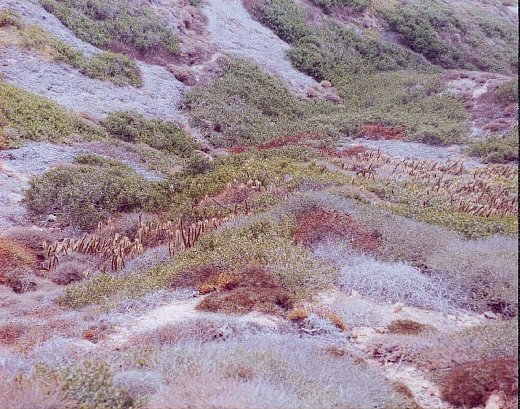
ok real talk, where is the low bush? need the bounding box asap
[335,253,461,312]
[311,0,371,12]
[495,79,519,104]
[196,266,295,315]
[467,128,519,164]
[440,357,518,408]
[80,51,142,86]
[415,321,518,380]
[182,59,336,147]
[293,206,380,252]
[0,375,73,409]
[49,261,87,285]
[37,361,143,409]
[259,0,312,43]
[0,9,23,28]
[0,81,99,145]
[0,237,37,289]
[102,111,196,157]
[24,155,168,230]
[0,323,26,345]
[183,60,467,147]
[145,335,418,409]
[41,0,180,61]
[387,319,434,335]
[381,0,518,72]
[426,235,518,315]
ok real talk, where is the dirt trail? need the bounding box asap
[203,0,319,95]
[108,295,280,346]
[0,46,187,121]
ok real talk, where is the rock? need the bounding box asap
[320,80,332,88]
[324,92,342,104]
[46,214,57,222]
[447,314,457,321]
[306,87,319,98]
[393,302,405,312]
[485,392,506,409]
[484,311,498,319]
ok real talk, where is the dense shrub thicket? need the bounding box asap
[24,155,168,230]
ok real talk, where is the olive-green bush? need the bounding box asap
[24,155,168,230]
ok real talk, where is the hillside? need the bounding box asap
[0,1,518,408]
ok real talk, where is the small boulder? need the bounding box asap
[320,80,333,88]
[483,311,498,320]
[485,392,506,409]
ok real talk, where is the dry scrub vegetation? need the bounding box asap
[0,0,518,408]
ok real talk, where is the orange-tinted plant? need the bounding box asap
[293,207,381,253]
[440,357,518,408]
[0,237,37,285]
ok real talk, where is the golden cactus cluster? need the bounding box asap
[42,214,235,272]
[333,148,518,218]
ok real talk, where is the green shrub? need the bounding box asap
[80,51,142,86]
[38,362,142,409]
[24,155,167,230]
[182,59,339,146]
[381,0,518,72]
[496,79,519,104]
[0,9,23,28]
[467,129,519,164]
[311,0,371,12]
[259,0,312,43]
[102,111,196,157]
[0,81,98,145]
[259,0,427,80]
[40,0,180,56]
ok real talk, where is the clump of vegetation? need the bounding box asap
[102,111,196,157]
[0,81,99,146]
[311,0,371,12]
[197,267,295,315]
[0,9,23,28]
[440,357,518,408]
[467,128,519,164]
[495,79,519,104]
[24,155,168,230]
[0,237,37,292]
[16,19,142,86]
[36,362,143,409]
[40,0,180,61]
[293,206,380,253]
[183,59,335,146]
[387,319,434,335]
[183,59,467,147]
[380,0,518,73]
[259,0,427,80]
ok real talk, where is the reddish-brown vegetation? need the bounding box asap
[361,124,406,140]
[440,357,518,408]
[257,132,326,150]
[293,207,381,252]
[0,237,37,292]
[0,322,26,345]
[387,319,434,335]
[196,267,294,315]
